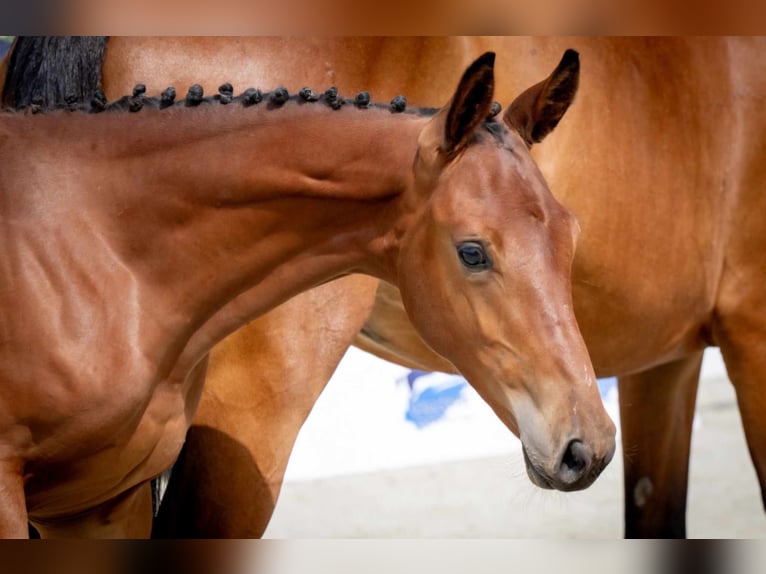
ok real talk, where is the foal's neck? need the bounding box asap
[74,101,426,371]
[102,102,424,201]
[110,102,422,260]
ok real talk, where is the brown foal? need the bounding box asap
[0,52,613,537]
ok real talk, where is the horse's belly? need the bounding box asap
[568,277,712,378]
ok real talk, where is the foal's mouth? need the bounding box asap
[522,446,554,490]
[522,442,611,492]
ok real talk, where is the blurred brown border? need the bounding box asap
[0,0,764,34]
[0,540,763,574]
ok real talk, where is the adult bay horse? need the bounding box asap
[5,37,765,539]
[0,51,614,538]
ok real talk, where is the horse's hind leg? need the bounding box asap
[713,311,766,513]
[618,351,704,538]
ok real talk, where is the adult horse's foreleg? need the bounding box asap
[618,351,704,538]
[32,481,153,538]
[152,275,379,538]
[0,459,28,538]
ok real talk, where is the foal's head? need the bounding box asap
[394,51,615,491]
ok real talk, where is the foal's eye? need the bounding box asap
[456,241,492,271]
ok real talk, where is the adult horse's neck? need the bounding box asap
[5,102,426,382]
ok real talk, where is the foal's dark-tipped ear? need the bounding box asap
[504,49,580,147]
[442,52,496,158]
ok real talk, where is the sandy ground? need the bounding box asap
[263,372,766,538]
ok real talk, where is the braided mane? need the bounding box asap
[3,82,507,146]
[10,83,430,116]
[7,82,503,126]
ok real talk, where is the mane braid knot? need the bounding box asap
[488,101,501,119]
[390,95,407,113]
[241,87,262,107]
[160,87,176,109]
[323,87,344,110]
[133,84,147,97]
[90,90,107,113]
[354,91,371,108]
[299,87,320,102]
[269,88,289,107]
[217,83,234,104]
[185,84,204,106]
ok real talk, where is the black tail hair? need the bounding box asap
[2,36,109,108]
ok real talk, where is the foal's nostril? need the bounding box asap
[558,439,590,485]
[562,439,588,471]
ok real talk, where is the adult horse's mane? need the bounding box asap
[2,36,109,108]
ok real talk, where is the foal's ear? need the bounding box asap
[440,52,496,158]
[504,49,580,147]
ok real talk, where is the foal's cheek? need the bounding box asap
[400,262,456,354]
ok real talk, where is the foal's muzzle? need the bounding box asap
[523,438,616,492]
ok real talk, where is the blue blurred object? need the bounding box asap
[0,38,11,59]
[597,376,617,397]
[404,369,430,390]
[404,372,468,429]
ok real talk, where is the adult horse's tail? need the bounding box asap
[1,36,109,107]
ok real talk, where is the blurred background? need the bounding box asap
[263,347,766,538]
